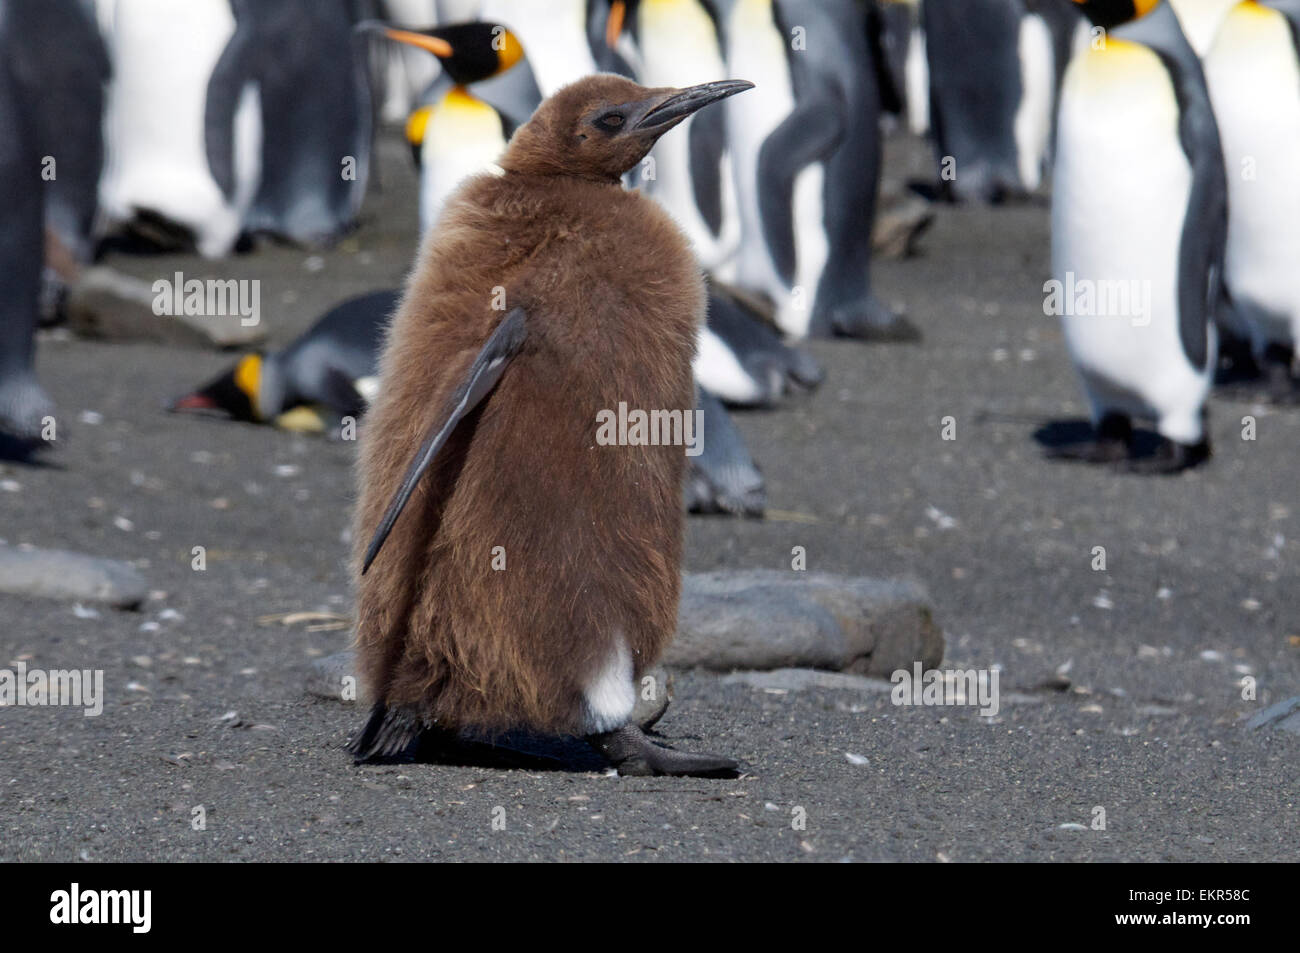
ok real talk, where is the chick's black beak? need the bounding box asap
[632,79,754,132]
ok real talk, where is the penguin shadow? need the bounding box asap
[1211,331,1264,394]
[906,178,1050,208]
[354,726,742,777]
[0,434,65,466]
[95,212,260,257]
[1209,342,1300,404]
[1032,419,1167,462]
[411,730,609,773]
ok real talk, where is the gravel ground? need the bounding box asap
[1,132,1296,863]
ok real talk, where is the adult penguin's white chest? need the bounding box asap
[416,90,506,235]
[725,0,826,334]
[479,0,594,96]
[638,0,737,272]
[1052,39,1204,420]
[97,0,261,258]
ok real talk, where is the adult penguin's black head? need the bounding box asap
[357,20,524,86]
[499,73,752,182]
[1071,0,1160,30]
[169,353,263,422]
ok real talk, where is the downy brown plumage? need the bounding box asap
[349,71,751,775]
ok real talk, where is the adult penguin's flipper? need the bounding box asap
[688,103,728,236]
[361,306,527,574]
[755,97,844,285]
[204,21,256,200]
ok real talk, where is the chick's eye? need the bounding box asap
[595,112,625,131]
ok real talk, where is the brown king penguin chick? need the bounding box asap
[349,73,753,777]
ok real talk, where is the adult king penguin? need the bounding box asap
[364,21,536,235]
[1049,0,1225,472]
[1202,0,1300,397]
[922,0,1059,202]
[218,0,373,247]
[97,0,262,258]
[349,74,752,775]
[724,0,914,340]
[0,0,107,447]
[1166,0,1241,53]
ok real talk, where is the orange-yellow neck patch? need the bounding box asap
[406,105,433,147]
[234,353,262,419]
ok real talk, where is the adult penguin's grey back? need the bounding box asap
[212,0,373,245]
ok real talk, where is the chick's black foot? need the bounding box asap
[586,725,738,778]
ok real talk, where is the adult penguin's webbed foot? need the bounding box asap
[829,295,921,342]
[1261,344,1300,404]
[1124,437,1211,475]
[1044,413,1132,464]
[586,725,738,778]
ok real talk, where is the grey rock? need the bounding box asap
[1245,696,1300,734]
[631,667,672,730]
[66,266,267,348]
[308,571,943,701]
[669,570,943,676]
[721,668,893,694]
[873,194,934,259]
[0,545,145,608]
[305,650,359,702]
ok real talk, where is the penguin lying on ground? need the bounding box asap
[170,290,395,431]
[1201,0,1300,400]
[698,281,823,406]
[350,73,752,776]
[169,282,770,515]
[1048,0,1224,473]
